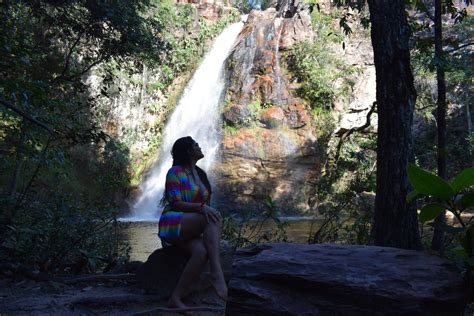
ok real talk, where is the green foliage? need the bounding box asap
[285,42,346,109]
[247,98,263,122]
[407,164,455,200]
[310,133,377,245]
[467,132,474,154]
[283,8,353,110]
[149,2,238,89]
[223,122,238,136]
[410,12,473,176]
[0,0,166,273]
[331,0,370,34]
[1,200,123,274]
[222,196,289,249]
[311,107,336,144]
[407,164,474,266]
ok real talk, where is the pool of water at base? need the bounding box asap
[119,218,320,262]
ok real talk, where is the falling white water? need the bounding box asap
[127,19,245,221]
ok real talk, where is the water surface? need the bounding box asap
[120,218,319,262]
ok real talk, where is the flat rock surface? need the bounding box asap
[227,243,467,316]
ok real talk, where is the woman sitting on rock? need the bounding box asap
[158,136,227,309]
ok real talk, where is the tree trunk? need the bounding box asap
[468,103,472,158]
[432,0,447,253]
[368,0,421,249]
[2,119,26,225]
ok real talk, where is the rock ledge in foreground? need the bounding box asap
[228,243,466,316]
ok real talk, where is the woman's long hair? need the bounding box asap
[160,136,212,207]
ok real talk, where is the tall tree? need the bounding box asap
[431,0,447,252]
[368,0,421,249]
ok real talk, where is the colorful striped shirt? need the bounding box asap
[162,165,210,212]
[158,165,210,239]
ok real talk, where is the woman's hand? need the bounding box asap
[201,205,222,223]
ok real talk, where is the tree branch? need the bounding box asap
[446,42,474,54]
[58,30,86,80]
[0,98,55,135]
[333,101,377,165]
[53,54,110,82]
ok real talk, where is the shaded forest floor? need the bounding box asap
[0,276,223,315]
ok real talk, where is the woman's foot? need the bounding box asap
[168,296,187,309]
[210,272,228,301]
[168,297,194,315]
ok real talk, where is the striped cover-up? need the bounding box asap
[158,165,209,239]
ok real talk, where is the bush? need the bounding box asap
[1,199,120,274]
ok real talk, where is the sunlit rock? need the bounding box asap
[261,106,286,128]
[223,104,251,126]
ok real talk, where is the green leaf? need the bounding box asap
[419,203,446,223]
[451,167,474,193]
[406,190,419,202]
[458,192,474,209]
[407,163,455,201]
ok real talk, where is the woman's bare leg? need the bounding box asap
[167,213,207,308]
[166,212,227,305]
[202,219,227,299]
[168,238,208,308]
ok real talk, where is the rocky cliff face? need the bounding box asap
[215,0,319,215]
[214,0,377,215]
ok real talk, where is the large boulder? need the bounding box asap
[136,241,233,308]
[227,243,467,315]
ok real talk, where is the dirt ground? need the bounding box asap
[0,276,225,315]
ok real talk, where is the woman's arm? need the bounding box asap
[165,167,205,213]
[168,201,203,213]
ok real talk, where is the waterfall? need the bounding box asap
[127,19,245,221]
